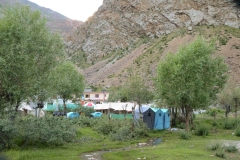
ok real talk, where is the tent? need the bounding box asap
[142,108,156,130]
[84,102,95,107]
[161,109,170,129]
[67,112,80,119]
[142,108,169,130]
[91,112,102,117]
[134,105,149,120]
[152,108,164,130]
[18,102,32,111]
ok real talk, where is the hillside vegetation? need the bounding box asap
[80,25,240,88]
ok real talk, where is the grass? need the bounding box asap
[4,113,240,160]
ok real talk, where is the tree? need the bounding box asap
[121,74,153,120]
[155,37,228,132]
[50,62,85,111]
[217,79,240,118]
[0,5,64,111]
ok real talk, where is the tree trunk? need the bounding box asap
[225,104,230,118]
[132,104,136,131]
[63,99,66,111]
[138,101,142,121]
[185,106,191,132]
[234,98,238,119]
[15,100,21,112]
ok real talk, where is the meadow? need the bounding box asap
[2,110,240,160]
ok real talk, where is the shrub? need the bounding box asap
[109,126,133,141]
[207,143,220,151]
[0,115,17,151]
[14,115,77,147]
[215,149,225,158]
[93,116,114,135]
[223,119,238,130]
[180,131,191,140]
[195,123,210,136]
[224,144,238,153]
[234,126,240,136]
[133,120,149,138]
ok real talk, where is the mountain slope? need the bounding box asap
[0,0,83,36]
[66,0,240,64]
[81,26,240,88]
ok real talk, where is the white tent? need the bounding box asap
[18,102,32,111]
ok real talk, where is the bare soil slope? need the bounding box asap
[82,26,240,88]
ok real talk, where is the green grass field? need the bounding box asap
[3,113,240,160]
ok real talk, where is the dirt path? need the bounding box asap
[80,138,162,160]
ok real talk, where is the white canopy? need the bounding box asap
[18,102,32,111]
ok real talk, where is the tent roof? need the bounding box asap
[161,109,168,112]
[18,102,32,111]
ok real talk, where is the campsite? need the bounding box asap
[2,108,240,160]
[1,2,240,160]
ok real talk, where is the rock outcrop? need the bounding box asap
[66,0,240,63]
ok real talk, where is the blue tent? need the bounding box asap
[91,112,102,117]
[143,108,164,130]
[152,108,164,130]
[67,112,80,119]
[161,109,170,129]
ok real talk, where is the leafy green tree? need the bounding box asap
[50,62,85,111]
[0,5,64,110]
[121,74,153,120]
[155,37,228,132]
[217,79,240,118]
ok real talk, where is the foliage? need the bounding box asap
[77,106,95,117]
[216,79,240,107]
[208,108,219,119]
[234,126,240,136]
[195,123,210,136]
[223,119,238,129]
[0,114,17,151]
[109,125,133,141]
[207,143,221,151]
[215,149,226,158]
[156,36,228,109]
[0,114,77,151]
[93,116,149,141]
[122,74,153,104]
[0,5,64,109]
[224,144,238,153]
[179,131,191,140]
[155,37,228,131]
[49,62,85,110]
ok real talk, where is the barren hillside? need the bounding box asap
[81,26,240,88]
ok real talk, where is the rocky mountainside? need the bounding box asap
[65,0,240,88]
[0,0,83,36]
[66,0,239,63]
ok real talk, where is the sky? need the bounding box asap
[29,0,103,22]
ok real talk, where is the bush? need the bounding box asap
[14,115,77,147]
[207,143,220,151]
[223,119,238,130]
[215,149,225,158]
[71,116,96,127]
[234,126,240,136]
[133,120,149,138]
[93,116,114,135]
[109,126,133,141]
[0,115,17,151]
[180,131,191,140]
[195,123,210,136]
[224,144,238,153]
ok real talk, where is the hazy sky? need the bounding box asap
[29,0,103,22]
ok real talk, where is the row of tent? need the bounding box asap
[135,107,170,130]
